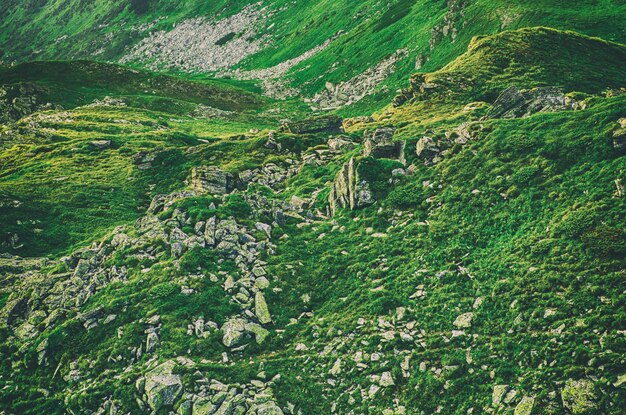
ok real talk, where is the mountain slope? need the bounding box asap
[1,0,625,112]
[1,18,626,415]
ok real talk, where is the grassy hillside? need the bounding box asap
[0,3,625,415]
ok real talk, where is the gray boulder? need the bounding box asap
[329,158,375,216]
[191,166,237,195]
[143,360,183,411]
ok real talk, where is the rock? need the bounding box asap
[327,137,356,151]
[255,292,272,324]
[190,166,237,195]
[255,276,270,290]
[222,318,248,347]
[614,374,626,387]
[279,115,343,134]
[245,322,269,344]
[514,396,534,415]
[143,361,183,411]
[329,359,342,376]
[192,396,216,415]
[146,332,159,353]
[484,86,575,119]
[415,136,441,162]
[561,379,597,414]
[363,128,406,164]
[90,140,112,150]
[613,118,626,150]
[329,158,375,215]
[255,222,272,239]
[255,402,284,415]
[379,372,395,387]
[453,312,473,328]
[492,385,509,406]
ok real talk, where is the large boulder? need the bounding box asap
[514,396,535,415]
[190,166,237,195]
[329,158,375,215]
[143,360,183,411]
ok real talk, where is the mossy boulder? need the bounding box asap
[561,379,597,414]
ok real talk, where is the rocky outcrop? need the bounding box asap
[483,86,580,119]
[429,0,468,50]
[310,49,408,110]
[279,115,343,134]
[190,166,238,195]
[329,158,374,215]
[0,83,55,122]
[363,127,406,164]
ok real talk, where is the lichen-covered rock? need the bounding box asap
[492,384,509,406]
[514,396,535,415]
[328,158,375,215]
[190,166,237,195]
[143,360,183,411]
[221,318,248,347]
[415,136,441,162]
[561,379,597,414]
[453,312,473,328]
[279,115,343,134]
[255,401,284,415]
[363,127,406,164]
[484,86,576,119]
[255,291,272,324]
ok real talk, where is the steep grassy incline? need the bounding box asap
[1,1,625,113]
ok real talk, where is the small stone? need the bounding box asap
[453,312,474,328]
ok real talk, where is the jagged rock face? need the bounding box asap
[191,166,237,195]
[363,127,406,164]
[329,158,375,215]
[483,86,578,119]
[279,115,343,134]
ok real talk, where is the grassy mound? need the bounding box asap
[401,27,626,103]
[0,61,266,111]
